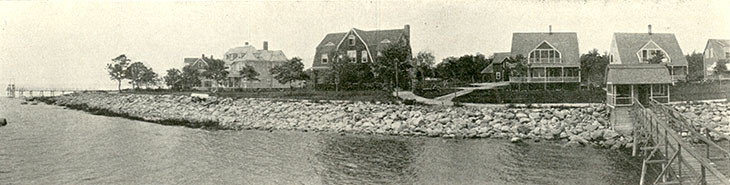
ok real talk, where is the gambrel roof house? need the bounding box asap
[608,33,688,66]
[506,29,581,85]
[702,39,730,79]
[511,32,580,67]
[312,25,411,70]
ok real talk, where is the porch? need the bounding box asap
[606,84,670,107]
[605,64,673,108]
[509,67,580,83]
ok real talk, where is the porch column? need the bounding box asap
[650,84,654,101]
[544,67,547,82]
[667,84,670,103]
[561,67,565,82]
[630,85,634,105]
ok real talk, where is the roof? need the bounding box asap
[224,44,288,65]
[316,27,407,52]
[511,32,580,67]
[183,58,208,69]
[492,52,510,64]
[606,64,672,84]
[708,39,730,48]
[612,33,688,66]
[481,63,494,74]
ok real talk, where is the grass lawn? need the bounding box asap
[453,89,606,104]
[670,81,730,102]
[122,89,401,103]
[413,88,461,99]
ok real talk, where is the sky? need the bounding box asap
[1,0,729,90]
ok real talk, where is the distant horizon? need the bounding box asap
[1,0,729,89]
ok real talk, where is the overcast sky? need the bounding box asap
[1,0,729,89]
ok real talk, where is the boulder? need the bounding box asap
[510,137,522,143]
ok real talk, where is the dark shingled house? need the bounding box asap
[605,25,683,107]
[702,39,730,80]
[311,25,411,83]
[481,52,510,82]
[508,29,581,88]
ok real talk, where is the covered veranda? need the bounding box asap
[605,64,672,107]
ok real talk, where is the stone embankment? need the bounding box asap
[674,102,730,137]
[37,92,633,148]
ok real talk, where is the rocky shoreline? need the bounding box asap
[674,101,730,138]
[34,92,634,149]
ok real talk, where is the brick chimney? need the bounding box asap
[263,41,268,51]
[202,54,205,59]
[404,24,410,36]
[245,42,249,45]
[648,24,652,35]
[549,25,552,35]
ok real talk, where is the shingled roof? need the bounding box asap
[511,32,580,67]
[612,33,688,66]
[606,64,672,84]
[708,39,730,48]
[492,52,511,64]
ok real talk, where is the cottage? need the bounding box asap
[480,52,509,82]
[702,39,730,79]
[311,25,411,83]
[223,41,292,88]
[183,55,217,88]
[605,25,684,107]
[508,28,581,88]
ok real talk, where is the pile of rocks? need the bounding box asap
[44,92,632,149]
[674,102,730,136]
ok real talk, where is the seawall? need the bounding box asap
[34,92,633,148]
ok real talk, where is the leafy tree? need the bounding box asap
[200,56,229,87]
[373,45,412,90]
[413,50,436,80]
[507,54,530,91]
[164,68,184,90]
[270,57,310,88]
[139,67,159,88]
[433,54,490,82]
[714,59,730,78]
[647,51,666,64]
[181,65,202,90]
[107,54,131,92]
[686,52,704,81]
[239,64,260,82]
[579,49,609,88]
[125,62,154,89]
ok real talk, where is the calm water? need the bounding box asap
[0,98,642,184]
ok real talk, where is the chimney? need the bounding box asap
[263,41,268,51]
[245,42,249,45]
[648,24,652,35]
[549,25,552,35]
[202,54,205,59]
[404,24,410,36]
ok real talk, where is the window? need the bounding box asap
[348,35,356,46]
[347,50,356,62]
[325,42,335,46]
[726,52,730,58]
[639,49,666,63]
[705,49,712,58]
[377,51,382,57]
[496,72,501,80]
[652,84,667,96]
[528,41,561,63]
[361,51,368,62]
[380,39,391,44]
[321,54,328,64]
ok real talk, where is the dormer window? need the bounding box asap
[347,50,356,62]
[325,42,335,46]
[528,41,561,63]
[361,51,368,62]
[637,41,669,63]
[321,54,328,64]
[348,35,356,46]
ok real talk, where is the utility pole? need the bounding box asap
[395,58,399,97]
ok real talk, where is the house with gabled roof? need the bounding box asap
[481,52,510,82]
[605,25,683,107]
[183,54,217,88]
[311,25,411,83]
[223,41,294,88]
[702,39,730,79]
[508,28,581,88]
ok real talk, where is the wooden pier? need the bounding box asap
[629,98,730,185]
[5,87,83,98]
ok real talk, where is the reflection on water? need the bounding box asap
[316,135,421,184]
[0,98,642,184]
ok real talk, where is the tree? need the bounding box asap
[580,49,609,88]
[139,67,159,88]
[164,68,183,90]
[373,45,412,90]
[107,54,131,92]
[200,56,229,88]
[181,65,202,90]
[507,54,530,91]
[647,51,666,64]
[414,50,436,80]
[239,64,260,84]
[714,59,730,78]
[432,54,491,82]
[686,52,704,81]
[270,57,310,88]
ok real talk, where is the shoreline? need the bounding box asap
[31,92,634,149]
